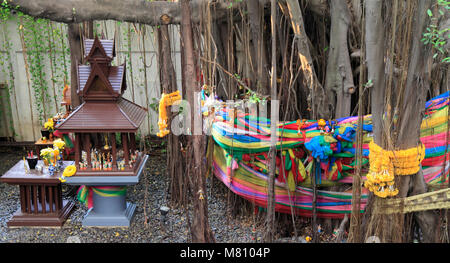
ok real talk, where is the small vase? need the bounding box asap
[26,157,38,169]
[49,133,54,141]
[48,164,55,176]
[56,153,64,171]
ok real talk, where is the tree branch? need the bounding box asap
[8,0,242,25]
[281,0,332,119]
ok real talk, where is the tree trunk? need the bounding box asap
[210,21,229,100]
[361,0,388,242]
[157,25,186,206]
[83,21,94,39]
[10,0,243,25]
[264,0,278,243]
[180,0,215,243]
[321,0,355,234]
[325,0,354,119]
[363,0,439,243]
[247,0,270,95]
[282,0,332,119]
[67,23,82,108]
[393,0,438,243]
[365,0,385,145]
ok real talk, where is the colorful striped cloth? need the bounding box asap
[208,92,450,218]
[77,186,127,209]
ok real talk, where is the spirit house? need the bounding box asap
[55,37,149,227]
[56,37,147,176]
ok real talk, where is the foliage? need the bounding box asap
[421,0,450,63]
[19,14,52,123]
[1,0,70,133]
[0,0,16,136]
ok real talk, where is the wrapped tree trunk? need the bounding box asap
[393,0,438,243]
[363,0,438,243]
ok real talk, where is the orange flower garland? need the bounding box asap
[157,91,182,138]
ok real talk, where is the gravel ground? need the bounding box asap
[0,146,269,243]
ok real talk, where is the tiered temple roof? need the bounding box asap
[56,36,147,133]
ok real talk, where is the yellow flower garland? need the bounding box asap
[59,165,77,183]
[365,141,425,198]
[369,141,425,175]
[157,91,182,138]
[63,165,77,177]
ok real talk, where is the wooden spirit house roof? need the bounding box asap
[55,98,147,132]
[56,37,147,133]
[77,63,127,98]
[84,38,115,60]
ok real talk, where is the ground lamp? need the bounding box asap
[160,205,170,224]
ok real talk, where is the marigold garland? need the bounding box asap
[59,164,77,183]
[365,141,425,198]
[63,165,77,177]
[157,90,181,138]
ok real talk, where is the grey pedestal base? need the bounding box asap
[82,201,136,227]
[82,188,135,227]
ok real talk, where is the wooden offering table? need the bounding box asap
[0,160,75,227]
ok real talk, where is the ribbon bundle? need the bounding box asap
[205,91,450,217]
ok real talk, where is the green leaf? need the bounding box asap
[427,9,433,17]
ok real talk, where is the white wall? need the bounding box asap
[0,17,182,142]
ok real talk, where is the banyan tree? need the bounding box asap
[3,0,449,242]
